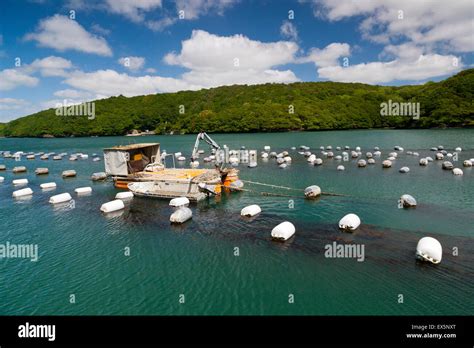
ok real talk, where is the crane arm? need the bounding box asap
[191,132,221,162]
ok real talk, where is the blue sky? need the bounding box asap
[0,0,472,121]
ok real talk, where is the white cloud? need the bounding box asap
[24,15,112,56]
[67,0,237,30]
[30,56,73,77]
[175,0,239,20]
[118,56,146,71]
[104,0,162,22]
[317,54,462,84]
[90,23,111,36]
[63,69,199,97]
[53,89,93,99]
[280,20,298,41]
[57,30,299,99]
[164,30,299,87]
[304,43,350,67]
[145,68,157,73]
[146,17,177,31]
[0,98,30,110]
[308,0,474,53]
[0,69,39,91]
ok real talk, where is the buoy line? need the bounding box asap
[235,187,305,199]
[237,182,348,197]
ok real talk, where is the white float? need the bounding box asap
[337,165,345,171]
[452,168,463,176]
[271,221,295,241]
[304,185,321,198]
[169,196,190,207]
[177,156,186,161]
[100,199,125,213]
[455,147,462,152]
[442,161,453,170]
[463,160,472,167]
[416,237,442,264]
[382,160,392,168]
[116,191,134,200]
[40,182,56,189]
[400,194,417,208]
[279,163,287,169]
[338,213,361,232]
[62,170,77,177]
[357,159,367,167]
[35,168,49,175]
[49,192,72,204]
[0,176,4,183]
[13,178,28,186]
[399,166,410,173]
[241,204,261,217]
[264,146,271,152]
[13,166,27,173]
[419,158,428,166]
[307,154,316,163]
[367,158,376,164]
[12,188,33,198]
[314,158,323,165]
[91,172,107,181]
[284,156,292,163]
[436,153,444,160]
[75,187,92,194]
[170,207,192,223]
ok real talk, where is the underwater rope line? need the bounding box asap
[240,180,348,197]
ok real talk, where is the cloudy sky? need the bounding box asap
[0,0,472,121]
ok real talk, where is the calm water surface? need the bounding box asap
[0,129,473,315]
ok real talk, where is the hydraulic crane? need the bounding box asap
[191,132,222,165]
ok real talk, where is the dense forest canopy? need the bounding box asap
[1,69,473,137]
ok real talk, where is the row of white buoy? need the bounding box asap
[11,185,92,200]
[1,151,101,162]
[100,191,135,213]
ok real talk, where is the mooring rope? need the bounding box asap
[240,180,348,197]
[241,180,302,191]
[236,187,304,199]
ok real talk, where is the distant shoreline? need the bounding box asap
[1,126,472,139]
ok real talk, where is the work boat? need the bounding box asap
[103,136,240,201]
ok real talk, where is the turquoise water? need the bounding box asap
[0,129,473,315]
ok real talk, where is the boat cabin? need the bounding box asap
[103,143,161,176]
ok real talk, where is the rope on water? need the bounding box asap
[241,180,302,191]
[239,180,349,197]
[236,187,304,199]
